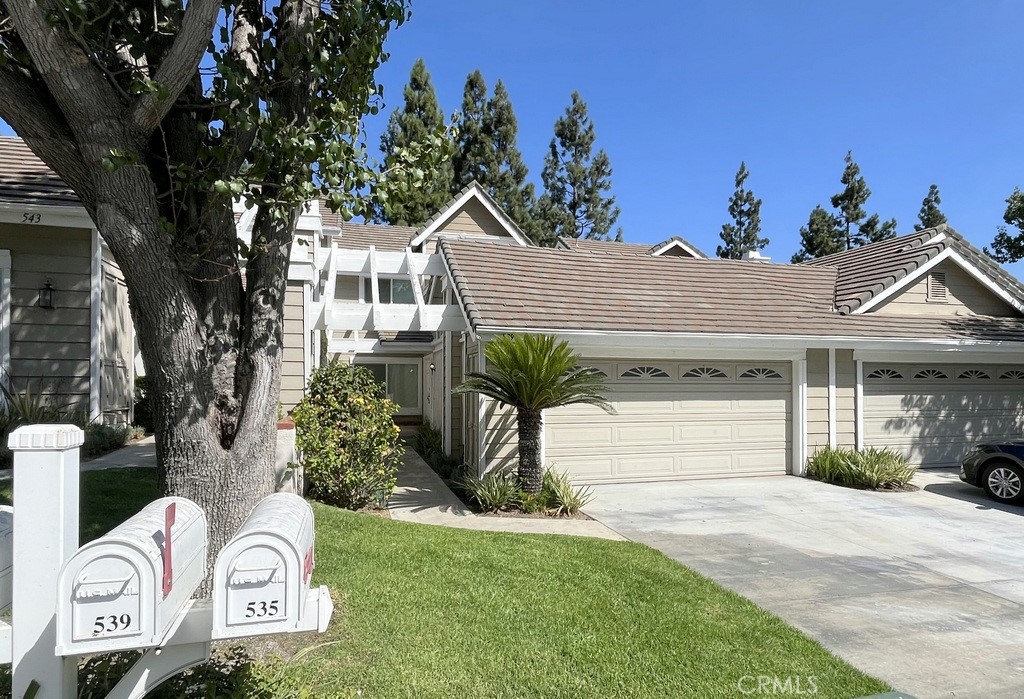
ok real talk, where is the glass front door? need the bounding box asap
[360,362,421,415]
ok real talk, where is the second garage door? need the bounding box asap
[864,363,1024,467]
[545,361,791,483]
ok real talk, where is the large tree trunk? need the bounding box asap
[517,408,543,494]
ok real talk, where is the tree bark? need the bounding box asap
[517,408,543,494]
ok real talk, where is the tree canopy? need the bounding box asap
[717,162,767,259]
[791,205,843,263]
[535,92,621,243]
[987,189,1024,263]
[916,184,948,231]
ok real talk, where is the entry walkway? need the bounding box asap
[387,448,623,540]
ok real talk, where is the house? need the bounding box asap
[0,138,134,423]
[290,182,1024,483]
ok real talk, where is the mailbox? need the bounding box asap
[0,505,11,612]
[56,497,207,655]
[213,493,314,639]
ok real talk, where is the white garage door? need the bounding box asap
[545,361,791,483]
[864,363,1024,467]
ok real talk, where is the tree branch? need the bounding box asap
[130,0,221,136]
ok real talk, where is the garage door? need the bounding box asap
[545,361,791,483]
[864,363,1024,467]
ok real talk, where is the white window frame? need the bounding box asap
[359,275,416,305]
[352,357,423,415]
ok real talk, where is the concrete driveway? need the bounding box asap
[586,469,1024,699]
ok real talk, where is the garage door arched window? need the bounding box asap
[866,368,904,380]
[739,367,783,380]
[957,369,991,380]
[682,366,729,379]
[913,369,948,379]
[620,366,670,379]
[1000,370,1024,380]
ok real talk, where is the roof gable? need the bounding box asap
[650,236,707,258]
[872,258,1019,317]
[555,235,707,258]
[409,181,531,249]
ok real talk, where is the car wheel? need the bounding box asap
[982,462,1024,505]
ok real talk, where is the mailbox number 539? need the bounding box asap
[93,614,132,635]
[245,600,279,618]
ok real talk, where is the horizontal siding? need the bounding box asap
[806,349,829,451]
[874,261,1018,317]
[280,281,306,412]
[435,198,512,239]
[0,224,92,410]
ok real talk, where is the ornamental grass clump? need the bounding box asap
[806,446,916,490]
[293,362,403,510]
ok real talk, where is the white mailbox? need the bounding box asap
[213,493,314,639]
[56,496,207,655]
[0,505,12,612]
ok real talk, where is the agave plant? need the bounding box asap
[454,334,612,494]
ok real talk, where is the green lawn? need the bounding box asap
[1,469,888,698]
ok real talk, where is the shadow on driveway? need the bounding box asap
[917,467,1024,518]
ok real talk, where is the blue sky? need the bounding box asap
[367,1,1024,269]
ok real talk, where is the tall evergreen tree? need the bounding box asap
[915,184,948,230]
[717,162,768,259]
[987,188,1024,263]
[451,70,491,191]
[791,206,842,263]
[830,151,897,248]
[377,58,454,226]
[536,92,621,242]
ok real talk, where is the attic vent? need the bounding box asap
[927,271,948,302]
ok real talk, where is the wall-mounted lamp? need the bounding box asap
[429,362,436,373]
[38,280,54,309]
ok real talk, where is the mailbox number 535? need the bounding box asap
[93,614,132,635]
[245,600,279,618]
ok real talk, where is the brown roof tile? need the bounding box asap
[557,235,707,258]
[339,222,416,252]
[440,238,1024,342]
[0,137,79,207]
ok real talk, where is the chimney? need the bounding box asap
[741,250,772,263]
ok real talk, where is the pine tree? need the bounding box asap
[915,184,947,231]
[536,92,621,242]
[485,80,542,242]
[451,71,492,192]
[377,58,454,226]
[829,151,897,248]
[717,162,768,259]
[791,206,842,263]
[987,189,1024,263]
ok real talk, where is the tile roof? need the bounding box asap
[0,137,80,207]
[556,235,708,258]
[439,238,1024,343]
[339,222,417,252]
[803,225,1024,314]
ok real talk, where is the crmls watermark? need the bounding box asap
[737,675,819,695]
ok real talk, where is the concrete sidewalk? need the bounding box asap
[388,448,623,540]
[0,435,156,480]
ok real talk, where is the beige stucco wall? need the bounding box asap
[280,280,307,412]
[434,198,513,240]
[873,260,1018,317]
[1,224,92,414]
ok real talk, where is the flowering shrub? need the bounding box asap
[293,361,403,509]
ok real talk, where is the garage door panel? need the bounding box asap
[546,359,791,483]
[865,363,1024,467]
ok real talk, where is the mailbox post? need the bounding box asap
[9,424,84,699]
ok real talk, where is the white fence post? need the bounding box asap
[9,424,83,699]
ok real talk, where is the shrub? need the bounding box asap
[293,361,403,510]
[133,375,154,432]
[414,422,444,460]
[83,423,144,459]
[542,468,592,516]
[458,467,519,513]
[806,446,916,490]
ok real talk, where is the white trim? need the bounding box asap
[854,359,864,451]
[792,358,807,476]
[474,326,1024,354]
[89,230,102,421]
[437,247,477,341]
[0,250,10,385]
[0,201,94,230]
[476,337,486,477]
[827,348,837,449]
[351,357,423,416]
[651,238,706,259]
[443,330,452,455]
[853,349,1024,364]
[852,247,1024,315]
[460,333,467,461]
[409,184,531,249]
[540,410,546,469]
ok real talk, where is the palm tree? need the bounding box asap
[454,334,612,494]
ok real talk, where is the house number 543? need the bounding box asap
[21,213,40,223]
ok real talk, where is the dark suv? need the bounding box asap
[961,443,1024,505]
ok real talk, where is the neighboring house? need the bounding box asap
[0,137,134,424]
[287,184,1024,483]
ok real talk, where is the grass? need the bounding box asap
[1,468,888,698]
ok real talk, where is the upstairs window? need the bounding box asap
[363,277,415,304]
